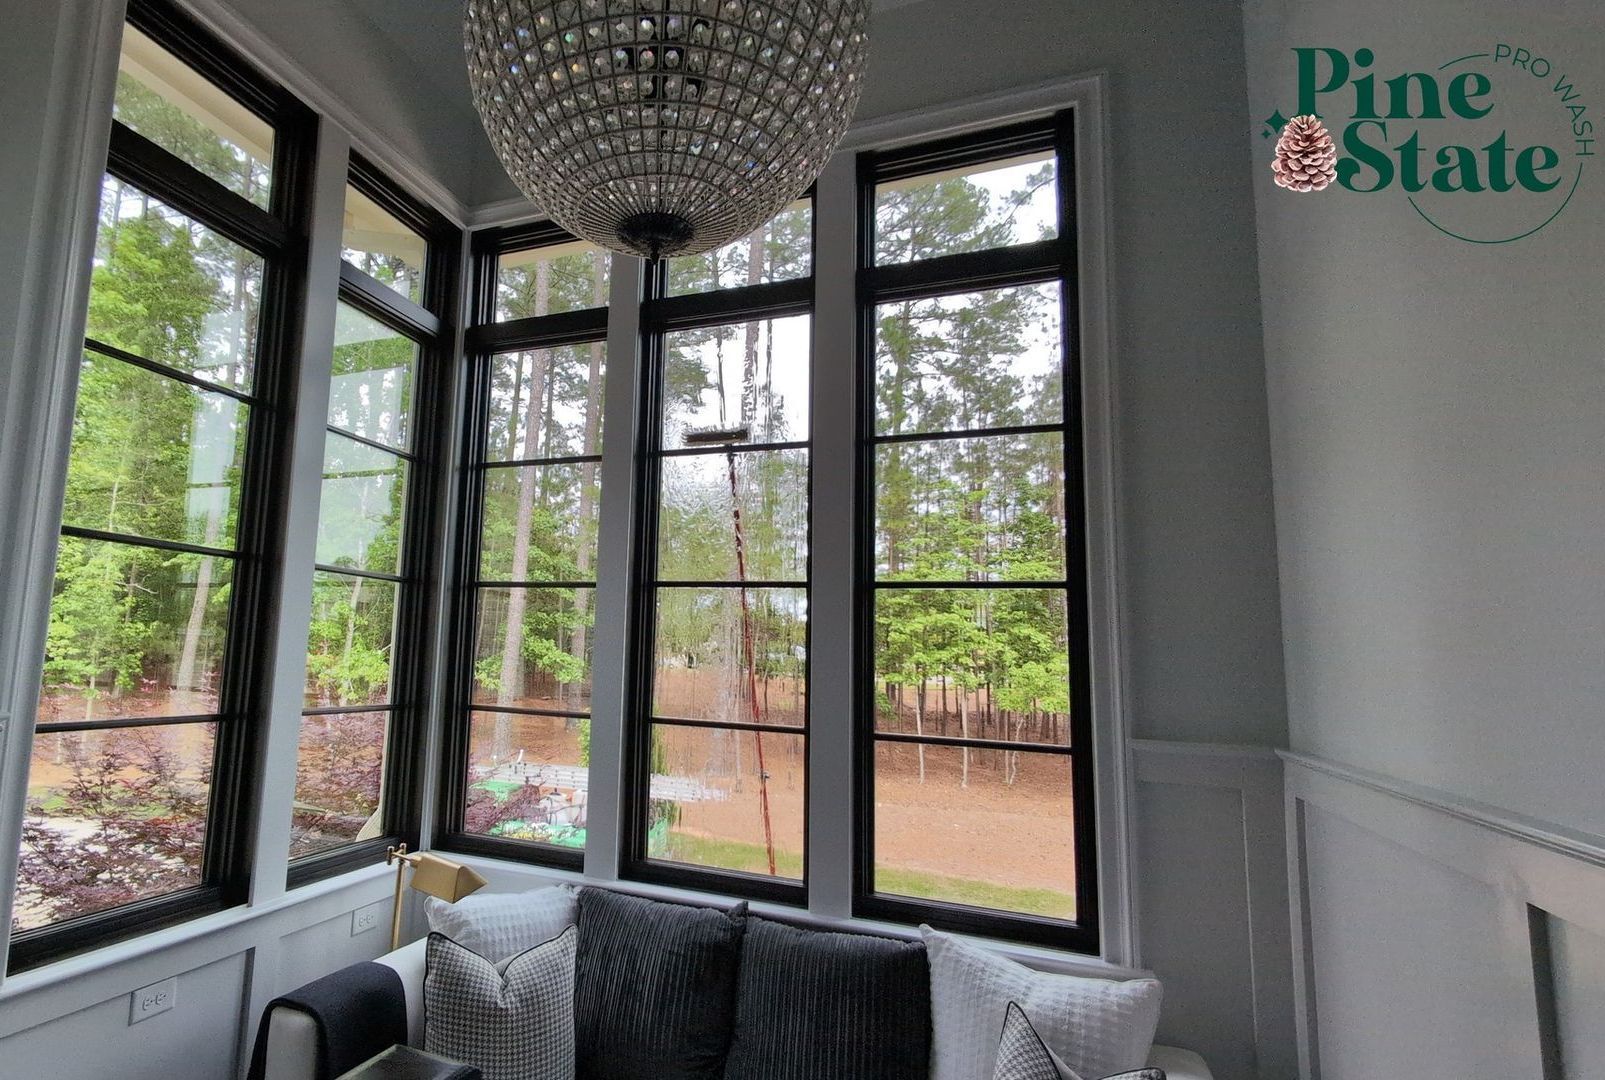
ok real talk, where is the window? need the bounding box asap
[856,115,1099,951]
[443,223,611,869]
[624,208,814,900]
[10,0,312,969]
[289,160,457,875]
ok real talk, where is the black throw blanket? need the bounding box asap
[247,960,409,1080]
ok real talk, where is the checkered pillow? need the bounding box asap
[994,1002,1166,1080]
[424,927,576,1080]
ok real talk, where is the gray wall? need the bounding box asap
[1244,0,1604,836]
[1246,0,1605,1073]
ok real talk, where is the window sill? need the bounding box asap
[0,861,393,1005]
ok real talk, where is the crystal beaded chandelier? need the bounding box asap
[464,0,870,259]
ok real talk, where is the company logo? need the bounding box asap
[1264,45,1593,243]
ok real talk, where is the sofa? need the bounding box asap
[254,886,1212,1080]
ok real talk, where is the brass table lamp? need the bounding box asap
[385,844,488,951]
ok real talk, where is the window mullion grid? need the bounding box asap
[624,285,813,902]
[855,117,1096,949]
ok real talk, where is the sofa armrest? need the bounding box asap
[1147,1045,1213,1080]
[373,938,428,1048]
[253,940,427,1080]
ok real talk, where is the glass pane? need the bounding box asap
[89,175,262,390]
[651,587,806,727]
[875,433,1067,582]
[657,450,808,583]
[872,589,1071,744]
[872,743,1075,919]
[342,183,427,303]
[40,538,231,723]
[115,26,274,208]
[328,303,416,450]
[472,587,594,713]
[485,342,607,462]
[479,465,599,583]
[317,433,407,576]
[874,150,1058,264]
[873,282,1062,436]
[304,572,396,707]
[496,239,610,321]
[465,710,588,848]
[63,352,248,550]
[647,724,804,880]
[662,315,810,449]
[14,723,216,930]
[290,711,388,859]
[667,200,812,296]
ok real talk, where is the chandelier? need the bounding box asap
[464,0,870,259]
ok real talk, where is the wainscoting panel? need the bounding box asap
[1131,740,1297,1080]
[1285,752,1605,1079]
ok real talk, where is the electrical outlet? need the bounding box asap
[351,899,387,937]
[129,977,176,1025]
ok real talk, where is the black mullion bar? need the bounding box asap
[339,263,443,340]
[486,218,580,255]
[869,116,1060,186]
[484,453,602,470]
[470,308,610,353]
[860,239,1067,304]
[869,422,1063,447]
[60,524,236,560]
[872,731,1073,755]
[324,423,418,463]
[440,832,585,873]
[314,563,406,585]
[650,716,807,736]
[84,338,257,404]
[300,703,398,717]
[656,439,808,458]
[107,123,288,255]
[35,713,223,735]
[871,579,1071,590]
[470,704,592,721]
[476,580,597,590]
[642,276,814,332]
[655,579,805,590]
[5,886,227,973]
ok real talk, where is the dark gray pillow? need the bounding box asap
[721,916,930,1080]
[424,927,576,1080]
[574,888,747,1080]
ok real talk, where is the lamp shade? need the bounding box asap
[407,852,490,903]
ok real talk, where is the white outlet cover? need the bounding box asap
[351,899,387,937]
[129,976,177,1025]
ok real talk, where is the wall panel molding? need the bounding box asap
[1284,751,1605,1078]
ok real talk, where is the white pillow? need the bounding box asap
[922,926,1163,1080]
[424,884,576,964]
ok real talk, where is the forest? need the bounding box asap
[17,50,1079,929]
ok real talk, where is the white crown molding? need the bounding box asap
[177,0,472,226]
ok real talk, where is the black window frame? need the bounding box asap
[852,113,1102,954]
[8,0,316,972]
[286,155,461,887]
[621,201,818,906]
[436,221,611,873]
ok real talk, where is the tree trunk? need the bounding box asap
[913,676,926,783]
[959,689,970,788]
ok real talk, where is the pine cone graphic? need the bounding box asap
[1272,115,1337,192]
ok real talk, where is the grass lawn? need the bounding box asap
[658,832,1075,920]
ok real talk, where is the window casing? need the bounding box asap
[287,158,459,884]
[8,0,314,971]
[854,114,1100,952]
